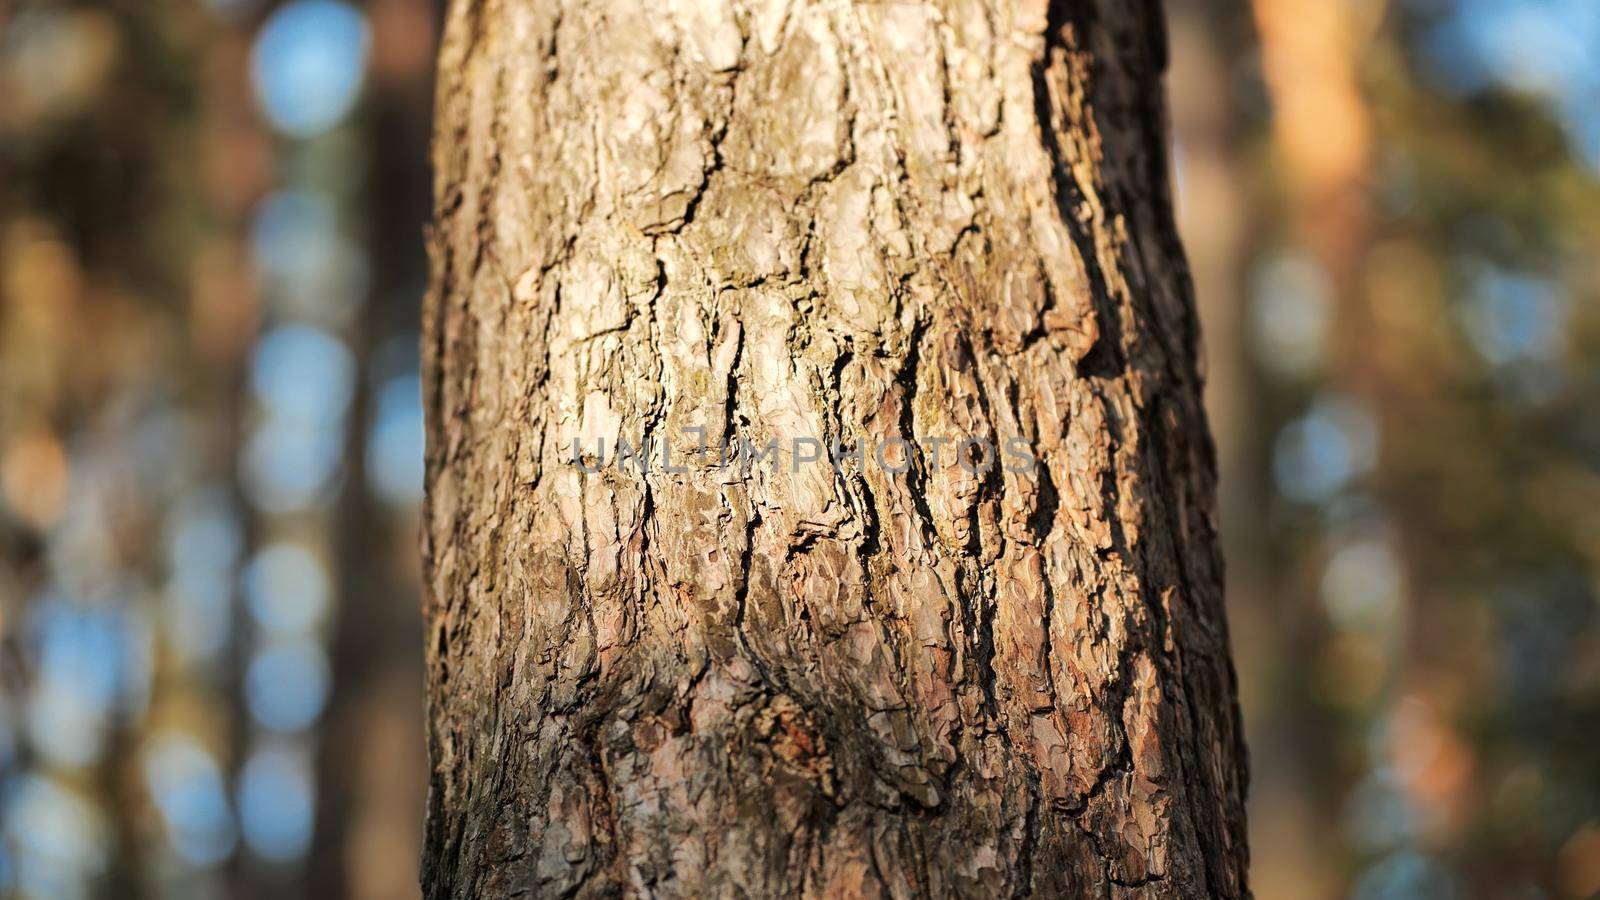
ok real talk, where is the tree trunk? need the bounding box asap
[419,0,1249,896]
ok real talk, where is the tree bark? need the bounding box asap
[420,0,1249,896]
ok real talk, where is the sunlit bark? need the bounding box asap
[420,1,1248,895]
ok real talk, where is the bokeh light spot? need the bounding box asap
[237,744,316,863]
[244,542,331,635]
[250,0,369,138]
[142,732,236,868]
[366,374,424,506]
[245,639,330,732]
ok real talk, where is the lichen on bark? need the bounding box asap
[420,0,1249,896]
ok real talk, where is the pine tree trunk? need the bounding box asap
[419,0,1249,896]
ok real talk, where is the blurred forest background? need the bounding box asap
[0,0,1596,897]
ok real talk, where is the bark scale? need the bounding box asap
[420,0,1249,896]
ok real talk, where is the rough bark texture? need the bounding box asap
[420,0,1249,896]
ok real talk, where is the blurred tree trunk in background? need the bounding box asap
[419,0,1249,896]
